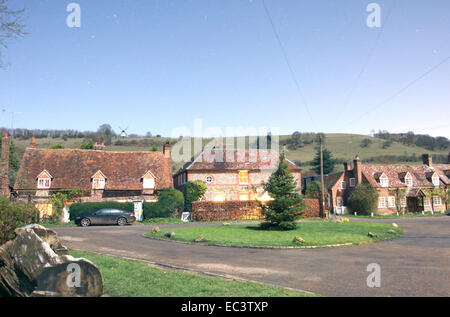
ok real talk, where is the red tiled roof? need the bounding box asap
[183,149,301,172]
[361,164,450,188]
[14,148,173,190]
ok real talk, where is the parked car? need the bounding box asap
[75,209,136,227]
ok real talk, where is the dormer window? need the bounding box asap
[380,174,389,188]
[432,174,440,187]
[142,171,156,189]
[36,170,52,189]
[91,170,106,190]
[405,173,413,187]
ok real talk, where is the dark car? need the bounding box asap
[75,208,136,227]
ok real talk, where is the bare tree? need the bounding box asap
[0,0,27,68]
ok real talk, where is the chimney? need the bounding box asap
[163,142,171,159]
[93,141,105,151]
[343,162,351,171]
[422,154,432,167]
[354,155,362,185]
[30,137,36,148]
[1,133,10,197]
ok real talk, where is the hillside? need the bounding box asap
[9,133,449,174]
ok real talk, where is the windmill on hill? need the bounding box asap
[118,126,129,138]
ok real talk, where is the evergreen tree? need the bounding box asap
[261,154,305,231]
[312,147,336,175]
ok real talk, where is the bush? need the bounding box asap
[305,181,322,199]
[143,188,184,219]
[69,202,134,220]
[347,184,379,215]
[183,181,207,213]
[0,197,40,245]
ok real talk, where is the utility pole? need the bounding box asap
[319,135,327,219]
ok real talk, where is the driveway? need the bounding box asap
[53,217,450,297]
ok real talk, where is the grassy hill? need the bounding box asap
[10,133,449,174]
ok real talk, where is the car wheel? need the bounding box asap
[117,217,127,226]
[80,218,91,227]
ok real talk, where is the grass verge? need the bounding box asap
[146,221,403,247]
[69,250,317,297]
[346,212,449,219]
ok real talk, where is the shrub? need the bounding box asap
[69,202,134,220]
[80,139,94,150]
[347,184,379,215]
[0,197,40,245]
[143,188,184,219]
[183,181,207,212]
[305,181,322,199]
[360,139,372,148]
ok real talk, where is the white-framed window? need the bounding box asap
[378,197,386,208]
[92,178,105,189]
[424,199,431,207]
[37,178,51,189]
[432,176,440,187]
[433,196,442,206]
[341,181,346,189]
[380,176,389,188]
[205,175,214,184]
[349,178,356,187]
[400,197,407,207]
[405,176,413,187]
[388,196,396,208]
[143,178,155,189]
[239,170,248,184]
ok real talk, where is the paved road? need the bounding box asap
[53,217,450,297]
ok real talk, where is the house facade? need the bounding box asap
[327,154,450,215]
[11,139,173,218]
[173,149,301,201]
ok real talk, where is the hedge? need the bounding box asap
[143,188,184,219]
[69,202,134,220]
[0,197,40,245]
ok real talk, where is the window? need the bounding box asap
[239,171,248,184]
[433,196,442,206]
[92,178,105,189]
[349,178,356,187]
[405,176,413,187]
[400,197,407,207]
[341,181,346,189]
[378,197,386,208]
[380,176,389,188]
[424,199,431,207]
[214,194,224,202]
[37,178,51,189]
[143,178,155,189]
[205,176,214,184]
[388,196,396,208]
[432,176,440,187]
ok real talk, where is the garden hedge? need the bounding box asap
[0,197,40,245]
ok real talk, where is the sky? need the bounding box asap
[1,0,449,138]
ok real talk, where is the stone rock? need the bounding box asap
[164,232,176,238]
[223,222,231,226]
[151,226,160,233]
[0,224,103,297]
[392,223,399,228]
[293,236,306,244]
[387,229,396,234]
[194,235,205,242]
[368,232,377,238]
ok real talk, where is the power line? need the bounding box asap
[342,54,450,127]
[261,0,317,131]
[336,1,397,123]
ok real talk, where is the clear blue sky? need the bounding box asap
[1,0,449,137]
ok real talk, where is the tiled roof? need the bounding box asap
[14,148,172,190]
[325,172,344,190]
[182,149,301,172]
[361,164,450,188]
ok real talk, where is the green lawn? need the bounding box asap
[346,212,449,219]
[146,221,403,247]
[69,250,317,297]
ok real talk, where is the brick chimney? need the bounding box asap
[30,137,36,148]
[353,155,362,185]
[163,142,171,159]
[422,154,432,167]
[93,142,105,151]
[1,133,10,197]
[343,162,351,171]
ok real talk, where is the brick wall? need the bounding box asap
[192,198,321,221]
